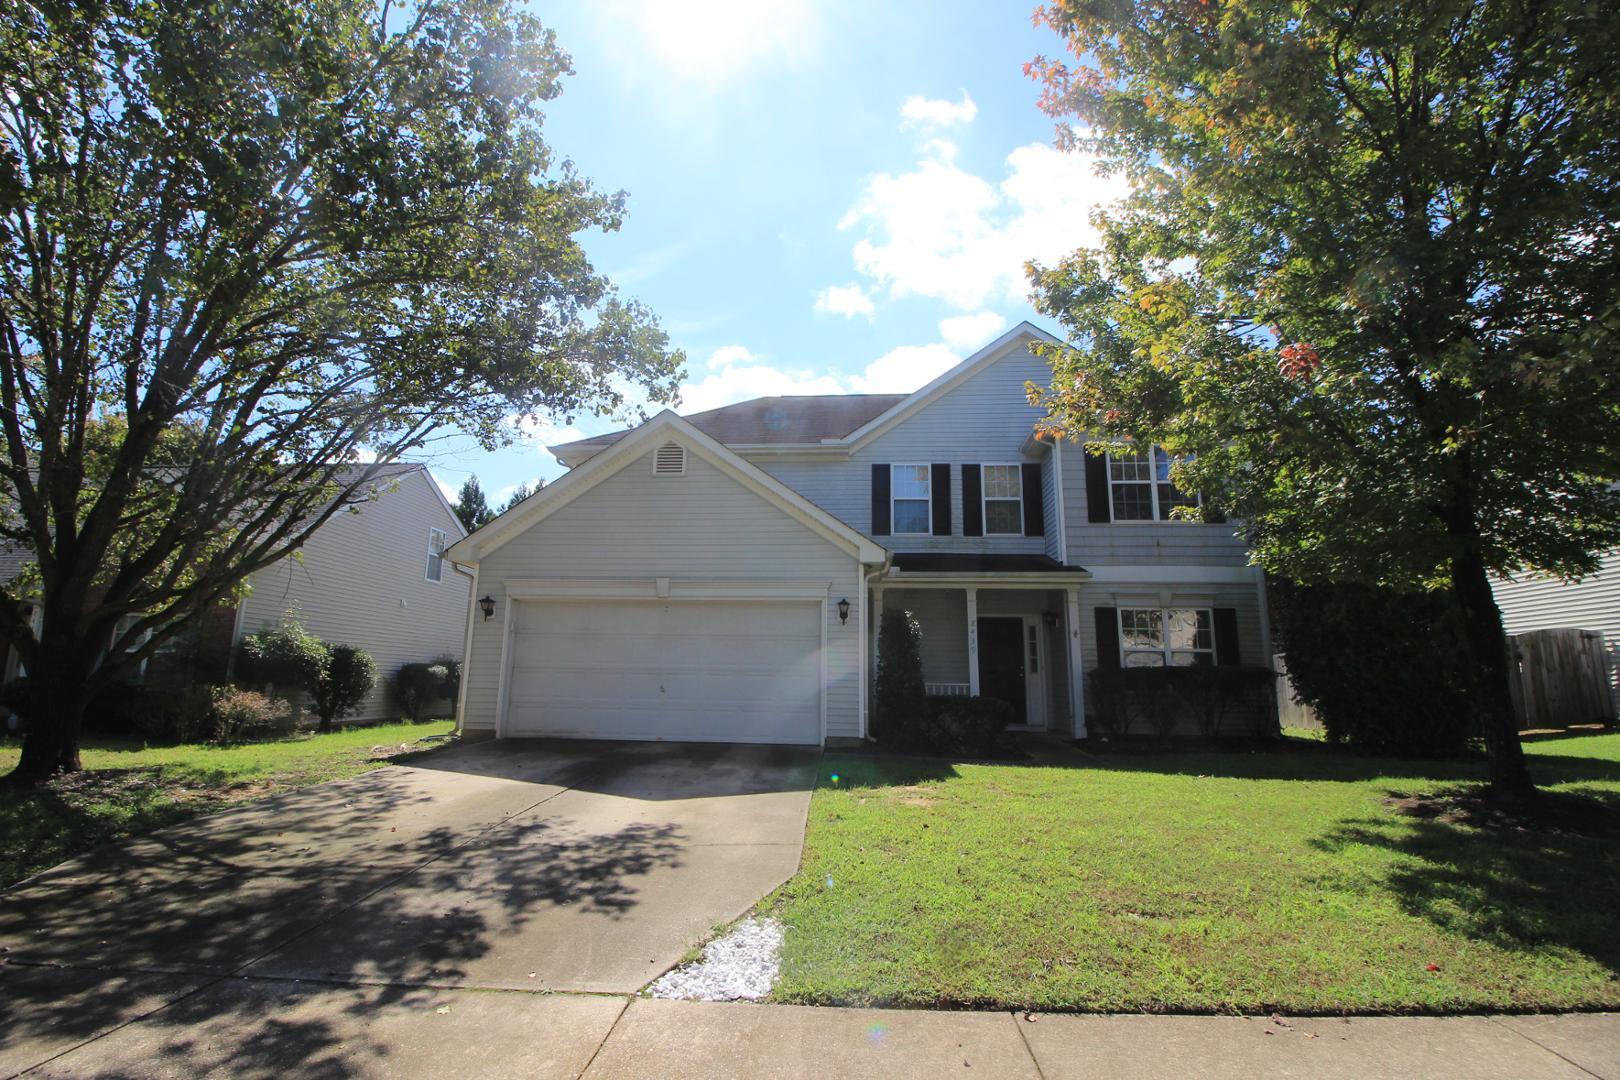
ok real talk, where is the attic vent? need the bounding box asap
[653,442,686,476]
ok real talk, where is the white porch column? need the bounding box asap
[966,587,980,696]
[1066,586,1086,737]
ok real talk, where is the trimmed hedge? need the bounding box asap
[872,608,927,746]
[1089,665,1277,738]
[394,658,460,722]
[1271,579,1477,756]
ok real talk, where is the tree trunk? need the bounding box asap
[1449,546,1537,800]
[4,637,94,786]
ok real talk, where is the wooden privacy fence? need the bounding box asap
[1508,628,1617,730]
[1275,627,1618,733]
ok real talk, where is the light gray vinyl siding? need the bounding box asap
[750,344,1056,553]
[235,468,470,722]
[460,444,865,740]
[1493,552,1620,713]
[1056,442,1253,568]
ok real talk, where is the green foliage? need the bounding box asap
[1272,580,1477,757]
[454,477,494,531]
[873,609,928,746]
[499,481,540,515]
[1089,666,1278,740]
[918,696,1016,757]
[1025,0,1620,794]
[0,0,684,778]
[394,658,460,722]
[180,687,295,744]
[312,645,378,730]
[1027,0,1620,586]
[236,624,328,695]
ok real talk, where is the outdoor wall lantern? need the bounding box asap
[837,597,851,625]
[1042,610,1060,630]
[479,594,497,621]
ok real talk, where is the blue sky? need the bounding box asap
[423,0,1123,509]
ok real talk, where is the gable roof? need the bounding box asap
[451,409,889,567]
[549,321,1064,466]
[551,393,906,464]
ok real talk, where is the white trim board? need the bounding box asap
[501,578,837,601]
[1083,565,1264,585]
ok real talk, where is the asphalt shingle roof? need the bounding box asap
[551,394,908,457]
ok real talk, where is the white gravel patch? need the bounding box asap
[647,917,784,1001]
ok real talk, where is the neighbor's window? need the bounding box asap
[982,464,1023,534]
[891,464,931,535]
[426,527,448,582]
[1108,448,1200,522]
[1119,607,1214,667]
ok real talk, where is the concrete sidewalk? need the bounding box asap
[3,968,1614,1079]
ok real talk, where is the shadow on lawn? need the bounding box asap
[1310,803,1620,980]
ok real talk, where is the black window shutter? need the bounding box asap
[1021,462,1046,537]
[1213,608,1242,666]
[871,464,891,536]
[1084,452,1112,523]
[1094,607,1120,669]
[930,464,952,536]
[961,464,983,537]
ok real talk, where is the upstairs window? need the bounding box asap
[981,464,1024,535]
[1108,448,1200,522]
[891,465,932,535]
[426,527,448,582]
[1119,607,1214,667]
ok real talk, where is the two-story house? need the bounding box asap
[447,323,1271,745]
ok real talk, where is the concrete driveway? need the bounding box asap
[0,739,818,1076]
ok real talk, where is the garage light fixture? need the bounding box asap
[837,597,850,625]
[479,594,496,621]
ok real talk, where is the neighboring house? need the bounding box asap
[1492,554,1620,716]
[448,322,1271,746]
[2,463,471,724]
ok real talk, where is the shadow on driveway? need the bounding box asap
[0,739,817,1078]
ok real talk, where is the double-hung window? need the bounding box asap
[1108,448,1200,522]
[1119,607,1215,667]
[981,465,1023,535]
[426,527,448,583]
[891,465,931,535]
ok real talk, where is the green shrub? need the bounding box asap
[236,623,327,695]
[180,686,294,743]
[1090,666,1277,739]
[394,660,457,721]
[312,644,378,731]
[1271,579,1476,756]
[872,609,927,746]
[920,695,1016,756]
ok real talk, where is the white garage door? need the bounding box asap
[504,599,823,744]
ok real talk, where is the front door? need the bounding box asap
[977,617,1028,720]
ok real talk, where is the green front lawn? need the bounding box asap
[0,720,455,888]
[767,732,1620,1014]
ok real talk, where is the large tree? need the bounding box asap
[0,0,682,783]
[1025,0,1620,797]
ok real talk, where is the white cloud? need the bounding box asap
[707,344,761,369]
[900,91,978,127]
[813,284,875,319]
[938,311,1008,352]
[838,138,1130,311]
[511,413,587,448]
[602,0,819,87]
[847,344,962,393]
[675,340,964,413]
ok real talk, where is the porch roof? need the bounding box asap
[890,553,1088,575]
